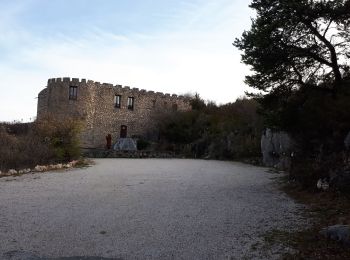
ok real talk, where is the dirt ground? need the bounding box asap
[0,159,308,260]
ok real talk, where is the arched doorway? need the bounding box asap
[120,125,127,138]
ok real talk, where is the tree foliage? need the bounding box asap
[234,0,350,94]
[157,95,263,159]
[234,0,350,186]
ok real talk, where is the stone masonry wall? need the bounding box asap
[37,77,191,148]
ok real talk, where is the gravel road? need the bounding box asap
[0,159,307,260]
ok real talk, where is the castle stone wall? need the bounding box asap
[37,77,191,148]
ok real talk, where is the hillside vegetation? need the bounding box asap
[156,94,264,161]
[0,116,81,172]
[234,0,350,188]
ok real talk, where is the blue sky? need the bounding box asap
[0,0,254,122]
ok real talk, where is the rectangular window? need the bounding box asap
[172,104,178,111]
[69,86,77,100]
[114,95,121,108]
[127,97,134,110]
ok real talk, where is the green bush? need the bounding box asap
[137,139,150,150]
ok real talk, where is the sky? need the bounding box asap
[0,0,254,122]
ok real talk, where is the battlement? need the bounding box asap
[39,77,192,149]
[47,77,187,100]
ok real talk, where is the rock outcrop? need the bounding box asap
[261,129,293,170]
[345,131,350,150]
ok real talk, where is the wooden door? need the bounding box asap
[120,125,127,138]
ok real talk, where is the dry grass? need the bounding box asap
[279,180,350,259]
[0,116,82,172]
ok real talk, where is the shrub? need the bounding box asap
[34,116,82,161]
[156,95,263,159]
[0,125,54,171]
[137,139,150,150]
[259,81,350,187]
[0,116,82,172]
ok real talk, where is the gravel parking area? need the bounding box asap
[0,159,307,259]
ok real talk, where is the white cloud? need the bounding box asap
[0,0,254,121]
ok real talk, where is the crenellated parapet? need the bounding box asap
[46,77,189,100]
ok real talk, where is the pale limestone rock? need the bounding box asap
[345,132,350,149]
[63,163,72,168]
[71,160,78,166]
[8,169,17,175]
[317,179,322,189]
[317,179,330,191]
[34,165,47,172]
[261,128,293,170]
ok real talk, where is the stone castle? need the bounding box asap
[37,77,191,149]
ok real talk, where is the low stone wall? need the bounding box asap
[0,160,81,178]
[83,149,178,159]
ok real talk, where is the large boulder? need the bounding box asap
[261,129,293,169]
[320,225,350,245]
[344,131,350,150]
[8,169,18,175]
